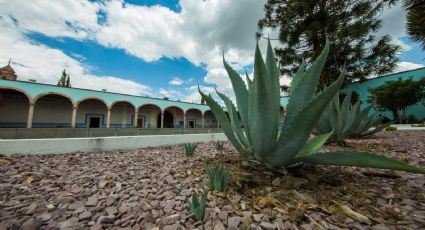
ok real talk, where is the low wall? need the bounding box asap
[0,128,222,139]
[0,133,228,155]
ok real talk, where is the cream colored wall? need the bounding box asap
[76,102,108,127]
[110,104,135,127]
[186,110,202,127]
[0,97,28,126]
[166,107,184,127]
[33,99,73,125]
[139,107,161,128]
[204,112,218,128]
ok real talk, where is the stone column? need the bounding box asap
[26,102,35,128]
[183,113,186,128]
[161,112,164,128]
[106,109,111,128]
[71,105,77,128]
[201,113,204,128]
[134,111,138,128]
[217,121,220,128]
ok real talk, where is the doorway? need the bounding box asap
[88,116,101,128]
[157,111,174,128]
[188,119,196,128]
[137,117,145,128]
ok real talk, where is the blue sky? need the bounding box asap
[0,0,424,102]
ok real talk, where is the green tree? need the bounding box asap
[404,0,425,50]
[258,0,400,89]
[57,69,71,87]
[368,77,425,123]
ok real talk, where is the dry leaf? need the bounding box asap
[26,176,34,185]
[0,159,11,165]
[338,204,372,225]
[255,196,275,208]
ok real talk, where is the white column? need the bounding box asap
[183,113,186,128]
[71,106,77,128]
[161,112,164,128]
[26,102,35,128]
[106,109,111,128]
[201,113,204,128]
[134,111,138,128]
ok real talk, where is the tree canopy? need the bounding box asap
[368,77,425,123]
[258,0,400,89]
[404,0,425,50]
[57,69,71,88]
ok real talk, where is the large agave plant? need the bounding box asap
[314,92,394,143]
[199,39,425,174]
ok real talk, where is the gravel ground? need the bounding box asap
[0,131,424,230]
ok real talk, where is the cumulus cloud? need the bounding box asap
[0,19,151,96]
[395,62,425,72]
[169,77,184,86]
[1,0,423,103]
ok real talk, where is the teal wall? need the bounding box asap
[342,67,425,121]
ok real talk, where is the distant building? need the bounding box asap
[0,60,18,81]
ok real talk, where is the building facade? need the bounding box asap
[1,63,424,129]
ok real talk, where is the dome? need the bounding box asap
[0,61,18,81]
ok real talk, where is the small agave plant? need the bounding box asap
[199,39,425,174]
[213,141,225,151]
[184,143,197,156]
[188,191,208,221]
[314,92,394,143]
[207,163,229,192]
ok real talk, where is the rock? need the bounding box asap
[79,211,92,220]
[218,211,228,221]
[20,218,42,230]
[86,195,99,207]
[68,201,84,210]
[38,213,52,222]
[228,216,241,230]
[98,180,108,189]
[105,206,118,216]
[213,219,226,230]
[293,191,314,204]
[25,203,37,215]
[163,224,179,230]
[163,214,180,225]
[58,217,79,229]
[140,200,152,211]
[47,204,55,210]
[90,224,103,230]
[105,196,117,206]
[260,222,277,230]
[74,206,86,214]
[253,214,264,222]
[271,177,281,187]
[97,215,115,224]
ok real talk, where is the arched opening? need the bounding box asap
[110,101,135,128]
[186,108,202,128]
[204,110,218,128]
[138,104,161,128]
[161,106,184,128]
[33,94,74,128]
[0,88,30,127]
[77,98,108,128]
[158,110,174,128]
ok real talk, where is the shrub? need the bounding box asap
[385,125,398,131]
[315,92,393,142]
[188,191,207,221]
[207,163,229,192]
[184,143,197,156]
[199,39,425,174]
[213,141,225,151]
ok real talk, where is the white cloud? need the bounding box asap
[0,19,151,96]
[395,62,425,72]
[169,77,184,86]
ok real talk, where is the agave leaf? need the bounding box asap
[290,60,306,93]
[248,43,278,160]
[198,88,247,156]
[223,57,251,145]
[268,71,345,168]
[365,121,394,136]
[245,71,252,91]
[282,40,330,135]
[265,38,281,128]
[216,90,249,147]
[294,151,425,174]
[296,132,333,158]
[340,92,353,133]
